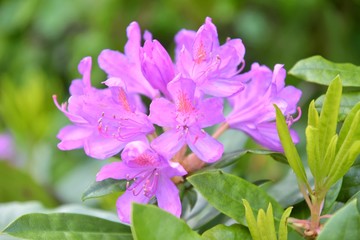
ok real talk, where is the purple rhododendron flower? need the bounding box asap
[54,57,154,159]
[96,140,187,223]
[226,63,302,151]
[175,17,246,97]
[98,22,159,99]
[149,75,224,162]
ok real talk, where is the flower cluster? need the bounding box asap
[54,17,301,223]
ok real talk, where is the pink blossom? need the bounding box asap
[96,141,187,223]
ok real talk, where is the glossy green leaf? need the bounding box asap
[275,105,309,190]
[0,162,57,207]
[3,213,132,240]
[278,207,292,240]
[289,55,360,87]
[131,203,201,240]
[317,76,342,157]
[201,224,251,240]
[315,93,360,121]
[188,171,283,225]
[82,179,127,201]
[317,200,360,240]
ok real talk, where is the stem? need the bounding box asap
[212,122,230,139]
[310,196,323,232]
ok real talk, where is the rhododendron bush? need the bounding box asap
[2,17,360,240]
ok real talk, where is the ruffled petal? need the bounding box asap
[151,129,185,160]
[197,97,224,128]
[156,175,182,218]
[174,29,196,61]
[167,76,196,105]
[116,189,149,224]
[236,122,300,152]
[96,161,141,181]
[277,86,302,114]
[84,134,126,159]
[149,98,176,127]
[98,49,128,78]
[186,127,223,163]
[77,57,92,89]
[124,21,141,60]
[57,125,93,150]
[200,77,244,97]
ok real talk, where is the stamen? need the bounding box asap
[194,41,207,64]
[125,169,159,198]
[177,91,194,113]
[118,88,131,112]
[286,107,302,127]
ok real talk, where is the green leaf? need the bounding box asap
[315,93,360,121]
[337,102,360,151]
[317,200,360,240]
[188,171,283,226]
[0,162,57,207]
[305,125,320,180]
[326,141,360,189]
[338,158,360,202]
[2,213,132,240]
[201,224,251,240]
[278,207,292,240]
[275,105,309,190]
[319,134,338,182]
[207,149,288,170]
[82,178,128,201]
[308,100,319,127]
[242,199,261,240]
[289,55,360,87]
[181,187,198,211]
[317,76,342,158]
[322,178,343,214]
[131,203,201,240]
[324,101,360,190]
[264,204,277,240]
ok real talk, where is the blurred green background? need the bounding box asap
[0,0,360,211]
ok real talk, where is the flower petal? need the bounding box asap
[156,175,182,218]
[187,127,224,163]
[116,189,149,224]
[149,98,176,127]
[57,125,93,150]
[151,129,185,160]
[197,97,224,127]
[141,40,175,98]
[77,56,92,89]
[96,161,141,181]
[84,134,126,159]
[200,77,244,97]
